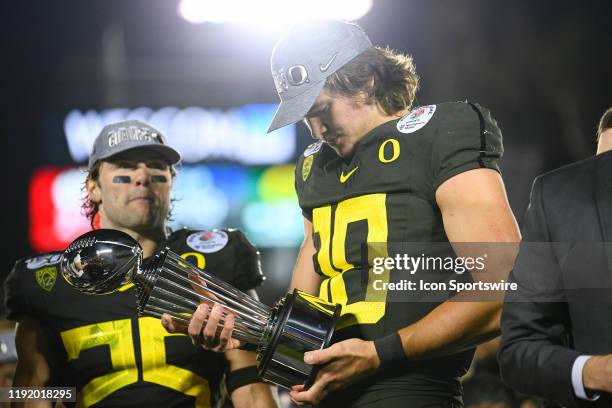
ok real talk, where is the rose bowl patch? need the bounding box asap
[187,230,229,253]
[397,105,436,134]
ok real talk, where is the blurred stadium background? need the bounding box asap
[1,1,610,405]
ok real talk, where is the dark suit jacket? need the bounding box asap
[499,151,612,407]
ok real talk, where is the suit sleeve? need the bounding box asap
[432,102,503,191]
[498,176,580,407]
[230,230,265,291]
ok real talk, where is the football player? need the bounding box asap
[5,120,278,407]
[179,19,522,408]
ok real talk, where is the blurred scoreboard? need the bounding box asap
[30,104,306,252]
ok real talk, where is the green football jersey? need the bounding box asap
[5,228,263,408]
[294,101,503,404]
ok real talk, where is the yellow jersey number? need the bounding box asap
[60,252,211,407]
[313,193,390,330]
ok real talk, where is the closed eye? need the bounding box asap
[305,103,330,120]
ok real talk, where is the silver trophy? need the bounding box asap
[60,229,340,389]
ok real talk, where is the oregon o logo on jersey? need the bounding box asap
[378,138,400,163]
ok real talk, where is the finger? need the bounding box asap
[289,397,305,406]
[216,312,235,351]
[290,376,327,405]
[304,345,336,365]
[289,388,319,405]
[161,313,187,333]
[229,338,244,349]
[188,303,210,345]
[203,304,223,345]
[189,273,209,296]
[289,396,305,406]
[217,338,243,352]
[161,313,177,332]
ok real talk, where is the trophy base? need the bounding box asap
[257,289,341,390]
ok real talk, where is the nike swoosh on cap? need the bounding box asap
[319,53,338,72]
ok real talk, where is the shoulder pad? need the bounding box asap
[5,252,62,319]
[227,229,265,290]
[23,253,62,270]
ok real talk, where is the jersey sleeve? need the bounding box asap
[431,102,503,190]
[4,260,33,320]
[229,230,265,291]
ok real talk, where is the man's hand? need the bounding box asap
[289,338,380,405]
[161,303,242,352]
[583,354,612,393]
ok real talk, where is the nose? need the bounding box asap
[305,117,327,140]
[132,163,152,186]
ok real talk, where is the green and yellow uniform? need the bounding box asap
[295,102,503,407]
[5,229,263,407]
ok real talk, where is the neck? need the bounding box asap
[357,107,407,142]
[370,105,407,131]
[596,131,612,155]
[125,229,165,259]
[99,221,166,258]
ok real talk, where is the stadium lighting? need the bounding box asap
[177,0,373,25]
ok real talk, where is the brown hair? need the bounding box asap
[81,161,177,228]
[597,107,612,141]
[324,46,419,115]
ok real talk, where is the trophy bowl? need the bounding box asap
[61,229,142,294]
[61,229,341,389]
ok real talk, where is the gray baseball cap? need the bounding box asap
[267,19,372,133]
[88,120,181,169]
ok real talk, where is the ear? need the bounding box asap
[86,178,101,204]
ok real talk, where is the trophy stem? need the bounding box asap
[143,307,263,344]
[145,287,266,335]
[165,253,271,315]
[154,274,268,328]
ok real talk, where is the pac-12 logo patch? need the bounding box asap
[36,266,57,291]
[187,230,229,253]
[302,155,314,181]
[397,105,436,134]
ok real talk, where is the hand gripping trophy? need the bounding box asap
[60,229,341,389]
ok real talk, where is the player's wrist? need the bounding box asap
[373,332,406,369]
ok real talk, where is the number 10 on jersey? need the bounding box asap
[312,193,390,329]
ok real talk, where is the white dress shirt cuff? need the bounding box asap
[572,355,600,401]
